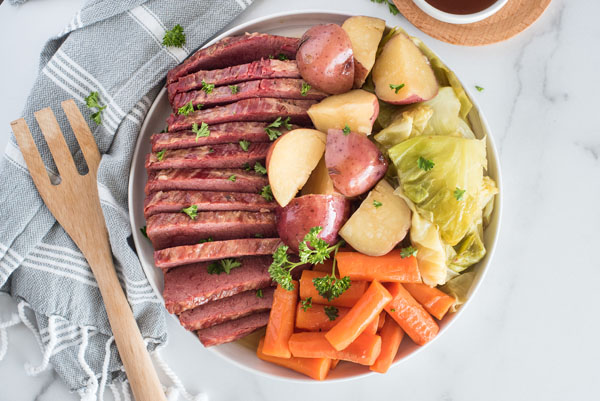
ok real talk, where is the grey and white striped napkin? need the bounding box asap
[0,0,254,397]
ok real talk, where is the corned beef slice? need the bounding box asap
[195,311,270,347]
[163,256,273,314]
[146,211,277,249]
[172,78,328,110]
[144,190,276,218]
[167,59,301,101]
[179,287,274,331]
[166,33,299,84]
[167,98,316,132]
[154,238,283,271]
[145,168,268,195]
[145,143,269,170]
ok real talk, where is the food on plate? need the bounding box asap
[339,180,412,256]
[299,270,368,308]
[341,16,386,88]
[336,251,421,283]
[325,128,388,197]
[403,283,455,320]
[372,32,438,104]
[307,89,379,135]
[265,128,326,207]
[197,311,271,347]
[295,303,351,331]
[296,24,354,94]
[263,283,298,358]
[275,194,350,252]
[373,105,433,149]
[300,156,334,195]
[289,331,381,366]
[369,318,404,373]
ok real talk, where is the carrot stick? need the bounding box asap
[365,313,379,335]
[377,311,386,332]
[263,282,298,358]
[296,303,350,331]
[325,281,392,351]
[384,283,439,346]
[403,283,456,320]
[257,337,331,380]
[312,258,334,273]
[289,331,382,366]
[330,359,340,370]
[299,270,368,308]
[370,318,404,373]
[336,251,421,283]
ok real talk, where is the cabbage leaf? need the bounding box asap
[374,105,433,149]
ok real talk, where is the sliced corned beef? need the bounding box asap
[172,78,328,110]
[179,287,274,331]
[154,238,283,271]
[166,33,299,84]
[195,311,270,347]
[145,142,269,170]
[163,256,273,314]
[146,211,276,249]
[144,168,268,195]
[144,190,275,218]
[167,98,316,132]
[167,59,300,101]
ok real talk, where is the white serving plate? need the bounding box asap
[128,10,502,382]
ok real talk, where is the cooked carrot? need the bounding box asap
[384,283,439,346]
[403,282,456,320]
[336,251,421,283]
[330,359,340,370]
[312,258,333,273]
[289,331,382,366]
[263,282,298,358]
[325,281,392,351]
[257,337,331,380]
[365,313,379,335]
[377,311,386,332]
[370,318,404,373]
[296,303,350,331]
[299,270,368,308]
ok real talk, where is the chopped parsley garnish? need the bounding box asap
[256,289,264,298]
[475,85,484,92]
[162,24,186,47]
[177,101,194,116]
[265,117,292,140]
[260,185,273,201]
[207,259,242,275]
[85,91,106,125]
[196,103,203,110]
[343,125,351,135]
[254,233,264,238]
[417,156,435,171]
[201,80,214,94]
[390,308,396,312]
[181,204,198,220]
[254,162,267,175]
[400,246,418,258]
[239,139,250,151]
[301,82,311,96]
[373,200,383,208]
[324,306,339,321]
[199,237,213,244]
[301,297,313,312]
[268,54,274,59]
[229,85,239,94]
[208,147,215,154]
[389,83,405,94]
[313,273,351,303]
[277,53,288,60]
[156,149,166,161]
[192,122,210,141]
[454,187,466,201]
[242,162,251,171]
[228,174,237,182]
[140,226,148,238]
[371,0,399,16]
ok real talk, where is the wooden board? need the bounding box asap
[393,0,552,46]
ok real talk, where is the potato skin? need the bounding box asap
[296,24,354,95]
[275,194,350,253]
[325,129,388,197]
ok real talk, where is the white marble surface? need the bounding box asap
[1,0,599,400]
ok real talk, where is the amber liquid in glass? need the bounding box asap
[424,0,498,15]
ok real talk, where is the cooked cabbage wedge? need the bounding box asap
[389,135,487,246]
[374,105,433,149]
[440,271,476,313]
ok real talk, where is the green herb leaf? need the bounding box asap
[228,174,236,182]
[208,147,215,154]
[229,85,239,94]
[91,111,102,125]
[400,246,418,258]
[156,150,166,161]
[256,289,264,298]
[201,80,215,94]
[454,187,466,201]
[373,200,383,208]
[277,53,288,60]
[390,308,396,312]
[85,91,106,125]
[196,103,203,110]
[264,117,292,140]
[389,83,405,94]
[417,156,435,171]
[192,122,210,141]
[207,258,242,275]
[181,204,198,220]
[475,85,484,92]
[242,162,251,171]
[301,297,313,312]
[254,233,264,238]
[239,140,250,151]
[282,116,292,130]
[313,275,351,302]
[140,226,148,238]
[301,82,311,96]
[198,237,213,244]
[177,101,194,116]
[371,0,399,16]
[260,185,273,201]
[324,306,339,321]
[162,24,186,47]
[254,162,267,175]
[342,125,351,135]
[268,54,275,59]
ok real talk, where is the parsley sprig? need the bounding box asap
[301,297,313,312]
[301,82,311,96]
[181,204,198,220]
[229,85,239,94]
[85,91,106,125]
[400,246,418,258]
[324,306,339,321]
[178,101,194,116]
[207,259,241,275]
[254,162,267,175]
[256,289,264,298]
[373,200,383,208]
[201,80,215,94]
[370,0,399,16]
[239,140,250,151]
[389,83,405,94]
[418,156,435,171]
[343,125,351,135]
[163,24,186,47]
[192,122,210,141]
[265,117,292,140]
[260,185,273,201]
[156,149,166,161]
[454,187,466,201]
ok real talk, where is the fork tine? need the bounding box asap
[61,100,101,174]
[11,118,52,189]
[34,107,79,181]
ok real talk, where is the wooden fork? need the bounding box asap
[11,100,167,401]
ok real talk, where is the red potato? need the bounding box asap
[275,194,350,253]
[307,90,379,135]
[325,128,387,197]
[341,16,386,88]
[372,33,438,104]
[296,24,354,95]
[301,156,335,196]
